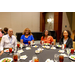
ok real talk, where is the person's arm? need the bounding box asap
[0,50,4,56]
[59,38,63,45]
[31,35,34,42]
[67,38,73,48]
[20,35,24,45]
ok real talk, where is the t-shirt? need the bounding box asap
[20,35,34,44]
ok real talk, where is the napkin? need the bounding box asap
[26,47,31,50]
[17,49,24,53]
[20,55,28,60]
[60,54,68,57]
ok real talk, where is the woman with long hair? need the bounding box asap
[20,28,34,44]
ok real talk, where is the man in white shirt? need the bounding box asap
[0,28,17,55]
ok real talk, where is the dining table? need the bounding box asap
[0,44,75,62]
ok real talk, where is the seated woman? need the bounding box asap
[20,28,34,45]
[41,30,54,44]
[59,30,73,48]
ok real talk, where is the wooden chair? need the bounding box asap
[73,41,75,49]
[53,39,56,45]
[0,37,2,42]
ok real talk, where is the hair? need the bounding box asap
[42,30,51,38]
[61,30,71,38]
[4,27,8,32]
[23,28,32,35]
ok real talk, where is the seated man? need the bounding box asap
[0,28,17,55]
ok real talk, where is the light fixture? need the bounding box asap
[47,18,53,23]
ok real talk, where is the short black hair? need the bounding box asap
[42,30,51,38]
[61,30,71,38]
[4,27,8,32]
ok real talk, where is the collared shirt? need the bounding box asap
[0,34,17,50]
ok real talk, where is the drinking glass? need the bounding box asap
[20,43,23,50]
[28,41,31,46]
[52,42,54,47]
[9,48,12,55]
[66,48,70,57]
[32,55,39,62]
[54,54,59,62]
[17,52,20,62]
[13,53,18,62]
[59,55,64,62]
[71,48,74,55]
[17,43,20,50]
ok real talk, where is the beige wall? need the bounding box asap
[45,12,54,31]
[0,12,40,35]
[72,12,75,31]
[62,12,72,33]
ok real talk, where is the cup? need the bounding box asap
[59,55,64,62]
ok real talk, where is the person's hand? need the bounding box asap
[0,50,4,56]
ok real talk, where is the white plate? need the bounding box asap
[26,47,31,50]
[33,45,38,48]
[57,45,62,47]
[35,50,40,53]
[58,50,65,53]
[4,49,14,52]
[69,55,75,60]
[45,59,54,62]
[51,47,56,49]
[0,57,13,62]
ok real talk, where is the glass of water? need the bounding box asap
[54,54,59,62]
[66,48,71,57]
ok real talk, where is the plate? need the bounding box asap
[0,57,13,62]
[58,50,65,53]
[33,45,38,48]
[51,47,56,49]
[26,47,31,50]
[45,46,50,49]
[44,43,50,46]
[42,46,46,48]
[45,59,54,62]
[57,45,62,48]
[4,49,9,52]
[69,55,75,60]
[60,54,68,57]
[35,50,40,53]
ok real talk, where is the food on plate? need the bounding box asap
[20,55,27,59]
[44,43,50,45]
[35,50,40,53]
[2,58,11,62]
[42,46,46,48]
[57,45,61,47]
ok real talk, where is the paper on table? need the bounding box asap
[60,54,68,57]
[17,49,24,53]
[26,47,31,50]
[20,55,28,60]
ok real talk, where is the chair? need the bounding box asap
[73,41,75,49]
[0,37,2,42]
[53,39,56,45]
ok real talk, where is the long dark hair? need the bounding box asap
[42,30,51,38]
[61,30,71,38]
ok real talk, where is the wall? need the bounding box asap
[62,12,72,33]
[0,12,40,35]
[72,12,75,31]
[45,12,54,31]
